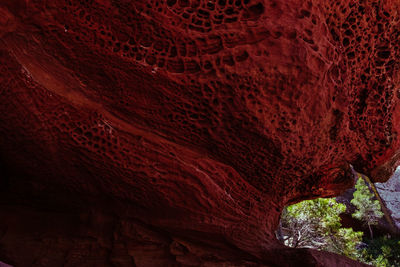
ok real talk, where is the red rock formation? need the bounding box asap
[0,0,399,265]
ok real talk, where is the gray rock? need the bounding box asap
[375,167,400,230]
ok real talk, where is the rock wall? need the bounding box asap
[1,0,399,266]
[376,167,400,231]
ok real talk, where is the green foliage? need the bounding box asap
[351,178,384,225]
[335,228,364,259]
[280,198,364,260]
[278,177,396,266]
[351,178,384,239]
[361,237,400,267]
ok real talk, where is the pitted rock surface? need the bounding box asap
[0,0,399,266]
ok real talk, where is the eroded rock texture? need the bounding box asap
[0,0,399,266]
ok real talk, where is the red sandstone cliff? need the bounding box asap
[1,0,399,266]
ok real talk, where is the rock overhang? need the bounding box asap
[0,0,399,266]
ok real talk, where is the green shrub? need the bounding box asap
[361,236,400,267]
[278,177,397,266]
[351,178,384,239]
[279,198,364,260]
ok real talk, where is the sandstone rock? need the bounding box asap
[0,0,399,266]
